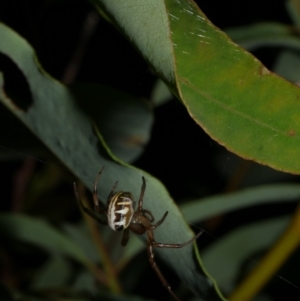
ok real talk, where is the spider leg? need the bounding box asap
[121,228,130,246]
[142,209,155,222]
[107,181,118,203]
[152,230,203,248]
[150,211,168,229]
[93,166,105,211]
[137,176,146,210]
[147,239,182,301]
[145,229,203,300]
[74,182,107,225]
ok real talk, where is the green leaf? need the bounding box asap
[225,22,300,51]
[63,222,100,263]
[0,213,89,265]
[273,50,300,83]
[286,0,300,27]
[31,255,72,289]
[201,216,290,294]
[71,83,153,163]
[93,0,300,174]
[0,23,225,300]
[180,185,300,297]
[72,270,98,294]
[150,79,173,106]
[181,184,300,223]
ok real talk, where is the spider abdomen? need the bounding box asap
[107,192,134,231]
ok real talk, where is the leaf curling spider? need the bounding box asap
[73,166,203,301]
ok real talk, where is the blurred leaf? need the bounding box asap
[286,0,300,27]
[63,221,146,277]
[94,0,300,173]
[71,83,153,163]
[181,184,300,223]
[182,184,300,299]
[72,270,98,295]
[273,50,300,83]
[150,79,173,106]
[201,216,290,294]
[226,22,300,51]
[31,255,72,289]
[0,23,224,300]
[0,213,89,265]
[63,222,100,263]
[73,266,155,300]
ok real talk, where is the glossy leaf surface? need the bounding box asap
[0,23,225,300]
[94,0,300,174]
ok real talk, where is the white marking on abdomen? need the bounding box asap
[117,200,132,205]
[114,220,126,226]
[115,207,129,215]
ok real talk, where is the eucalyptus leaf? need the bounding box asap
[201,216,290,294]
[0,213,89,265]
[71,83,153,163]
[150,79,173,107]
[286,0,300,27]
[72,270,98,294]
[225,22,300,51]
[93,0,300,174]
[31,255,72,289]
[273,50,300,83]
[63,222,100,263]
[181,184,300,223]
[0,22,225,300]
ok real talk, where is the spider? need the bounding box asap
[73,166,202,301]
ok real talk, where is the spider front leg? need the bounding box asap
[137,176,146,211]
[150,211,168,230]
[74,182,107,225]
[93,165,118,210]
[93,166,106,211]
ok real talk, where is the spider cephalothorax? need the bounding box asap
[74,166,202,301]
